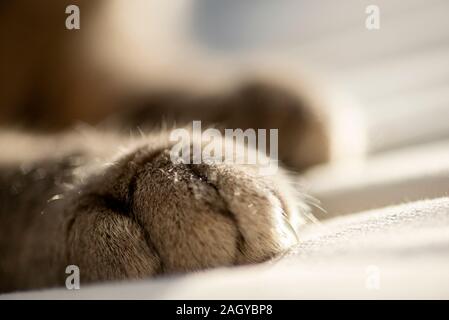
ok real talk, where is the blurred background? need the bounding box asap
[2,0,449,155]
[190,0,449,154]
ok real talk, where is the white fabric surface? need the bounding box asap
[306,139,449,218]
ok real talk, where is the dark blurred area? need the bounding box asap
[1,0,449,154]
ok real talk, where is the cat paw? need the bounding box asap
[66,135,308,282]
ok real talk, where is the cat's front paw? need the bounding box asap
[66,136,307,282]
